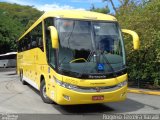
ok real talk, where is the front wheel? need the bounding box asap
[40,80,53,104]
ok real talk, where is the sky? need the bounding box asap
[0,0,120,13]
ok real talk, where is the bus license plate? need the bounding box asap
[92,96,104,100]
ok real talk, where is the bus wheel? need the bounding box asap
[40,80,53,104]
[20,70,27,85]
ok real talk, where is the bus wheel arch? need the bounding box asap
[19,69,23,81]
[40,75,53,104]
[20,69,27,85]
[40,75,44,84]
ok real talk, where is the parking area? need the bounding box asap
[0,68,160,119]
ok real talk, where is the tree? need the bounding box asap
[116,0,160,88]
[0,2,43,29]
[0,10,23,53]
[0,2,43,53]
[103,0,117,14]
[103,0,143,14]
[90,4,110,14]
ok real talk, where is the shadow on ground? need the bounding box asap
[0,68,16,72]
[52,98,145,114]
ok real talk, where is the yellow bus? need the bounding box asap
[17,10,140,105]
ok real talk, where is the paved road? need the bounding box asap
[0,69,160,119]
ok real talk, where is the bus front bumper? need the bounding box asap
[53,85,127,105]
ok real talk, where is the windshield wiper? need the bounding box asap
[102,53,118,77]
[81,50,96,74]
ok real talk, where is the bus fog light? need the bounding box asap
[63,94,70,101]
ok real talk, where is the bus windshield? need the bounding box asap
[55,19,126,77]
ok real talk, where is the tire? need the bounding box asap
[40,80,53,104]
[20,70,27,85]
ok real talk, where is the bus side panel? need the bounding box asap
[18,49,37,87]
[35,48,48,89]
[45,68,62,103]
[23,50,35,81]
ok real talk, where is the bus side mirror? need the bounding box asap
[48,26,59,49]
[122,29,140,50]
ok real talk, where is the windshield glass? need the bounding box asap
[56,19,126,75]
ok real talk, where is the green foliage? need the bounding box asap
[0,2,42,54]
[90,4,110,14]
[103,0,117,13]
[0,2,43,28]
[116,0,160,88]
[0,9,23,53]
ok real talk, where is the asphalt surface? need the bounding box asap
[0,68,160,120]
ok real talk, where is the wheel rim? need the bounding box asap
[42,85,47,98]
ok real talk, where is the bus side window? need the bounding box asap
[29,22,43,51]
[44,17,56,68]
[36,23,43,51]
[37,37,43,50]
[31,36,37,48]
[30,32,37,48]
[17,42,21,52]
[27,35,31,50]
[22,40,24,51]
[19,41,22,52]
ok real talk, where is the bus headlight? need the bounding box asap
[55,79,77,89]
[118,80,127,87]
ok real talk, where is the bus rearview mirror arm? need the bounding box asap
[48,26,59,49]
[122,29,140,50]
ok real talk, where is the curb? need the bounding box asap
[127,89,160,96]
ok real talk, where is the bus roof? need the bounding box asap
[18,10,117,41]
[42,10,117,21]
[0,52,17,57]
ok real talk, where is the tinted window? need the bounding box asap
[44,18,56,68]
[18,22,43,52]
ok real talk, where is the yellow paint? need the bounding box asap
[18,10,117,41]
[48,26,59,49]
[128,89,160,96]
[17,10,137,105]
[122,29,140,50]
[56,85,127,105]
[62,74,128,87]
